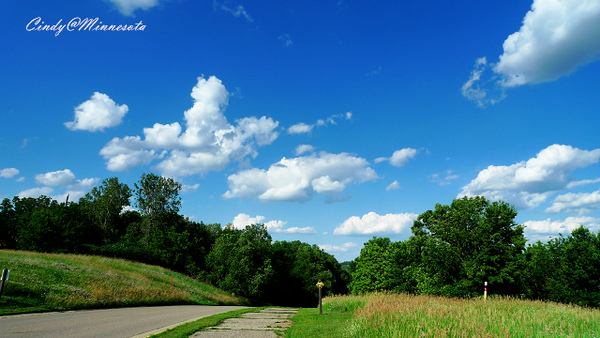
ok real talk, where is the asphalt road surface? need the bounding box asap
[0,305,249,338]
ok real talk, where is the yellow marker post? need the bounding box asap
[316,280,325,314]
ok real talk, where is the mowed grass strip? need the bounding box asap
[289,293,600,338]
[0,250,246,315]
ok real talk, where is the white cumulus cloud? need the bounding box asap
[223,152,378,202]
[232,213,316,233]
[35,169,76,186]
[460,144,600,209]
[334,212,418,235]
[65,92,128,132]
[495,0,600,87]
[99,76,279,177]
[546,188,600,214]
[375,148,418,167]
[318,242,358,252]
[288,123,313,134]
[0,168,19,179]
[18,187,54,198]
[524,216,600,234]
[463,0,600,105]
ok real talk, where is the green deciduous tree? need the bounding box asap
[0,198,18,248]
[80,177,132,244]
[17,203,91,253]
[269,240,349,306]
[524,226,600,307]
[351,237,391,294]
[134,173,182,238]
[411,196,526,297]
[206,224,274,299]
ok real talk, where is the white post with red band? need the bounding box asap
[484,281,487,301]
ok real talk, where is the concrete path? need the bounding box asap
[190,308,298,338]
[0,305,248,338]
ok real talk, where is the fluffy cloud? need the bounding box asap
[546,188,600,214]
[18,187,54,198]
[232,213,316,234]
[333,212,418,235]
[318,242,358,252]
[375,148,418,167]
[100,136,160,172]
[288,123,314,134]
[460,144,600,209]
[65,92,128,132]
[106,0,162,16]
[55,178,101,202]
[223,152,378,202]
[99,76,279,177]
[495,0,600,87]
[524,216,600,234]
[18,174,98,202]
[463,0,600,105]
[35,169,76,186]
[0,168,19,179]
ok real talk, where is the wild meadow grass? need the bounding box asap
[288,293,600,338]
[0,250,245,315]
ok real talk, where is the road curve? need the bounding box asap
[0,305,249,338]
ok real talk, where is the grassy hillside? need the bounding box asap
[0,250,247,315]
[286,293,600,337]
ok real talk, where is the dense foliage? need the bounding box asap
[351,196,600,308]
[2,179,599,308]
[0,173,347,307]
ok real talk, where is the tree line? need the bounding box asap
[0,174,348,307]
[2,175,599,308]
[349,196,600,308]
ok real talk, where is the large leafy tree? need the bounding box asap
[18,203,91,253]
[524,226,600,307]
[411,196,526,296]
[134,173,182,237]
[80,177,132,244]
[0,198,18,248]
[207,224,274,299]
[350,237,391,294]
[270,240,349,306]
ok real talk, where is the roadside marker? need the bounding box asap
[316,280,325,314]
[484,281,487,301]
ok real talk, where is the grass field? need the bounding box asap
[0,250,246,315]
[287,293,600,337]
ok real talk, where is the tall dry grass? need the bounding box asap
[329,293,600,337]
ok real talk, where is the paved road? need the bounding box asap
[0,305,248,338]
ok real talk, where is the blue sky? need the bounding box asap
[2,0,599,261]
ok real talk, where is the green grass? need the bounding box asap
[288,293,600,337]
[284,297,366,338]
[149,307,267,337]
[0,250,247,315]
